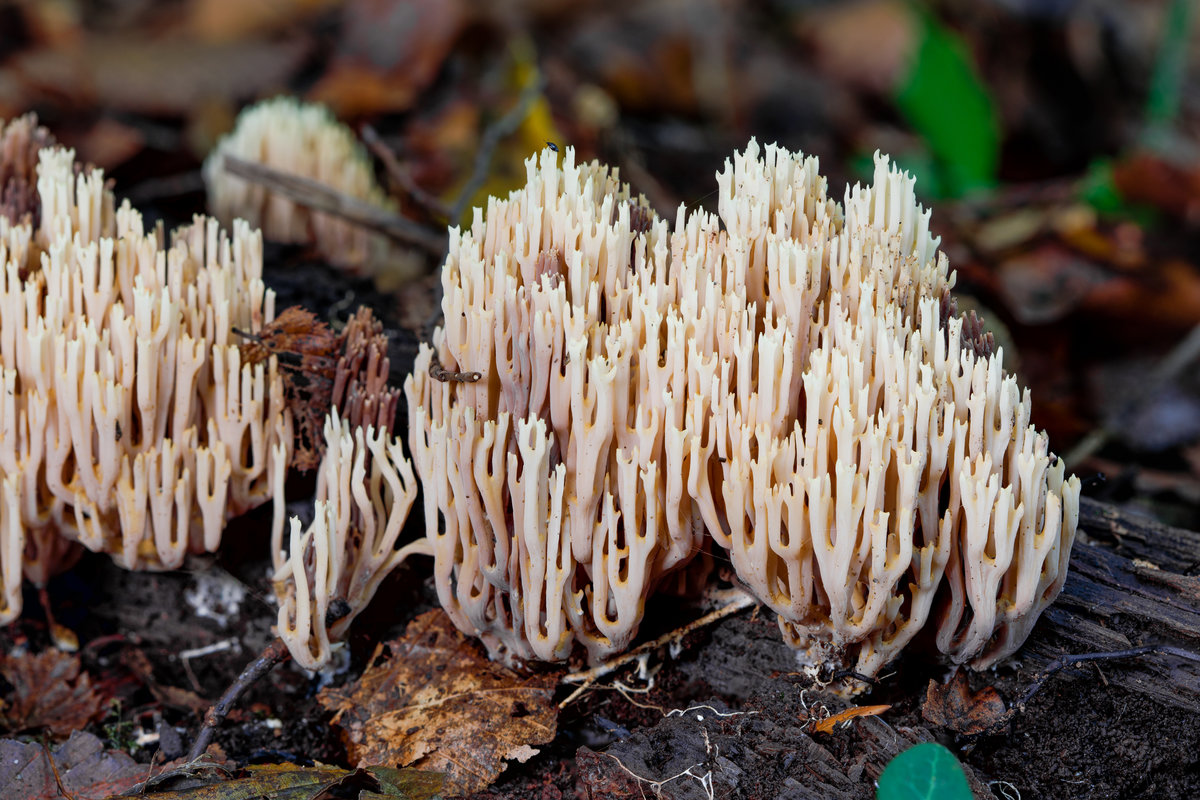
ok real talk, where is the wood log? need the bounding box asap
[576,498,1200,799]
[1020,498,1200,713]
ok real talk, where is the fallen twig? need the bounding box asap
[1064,321,1200,467]
[1014,644,1199,713]
[41,740,78,800]
[186,637,291,762]
[220,155,445,256]
[428,356,482,383]
[361,125,452,222]
[448,72,545,224]
[559,591,757,708]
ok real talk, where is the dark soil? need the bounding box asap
[4,525,1197,799]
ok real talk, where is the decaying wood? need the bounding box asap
[1018,498,1200,713]
[577,708,993,800]
[582,499,1199,799]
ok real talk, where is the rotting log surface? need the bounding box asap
[1022,498,1200,713]
[574,498,1200,800]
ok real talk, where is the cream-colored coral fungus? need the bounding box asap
[405,148,715,664]
[689,142,1080,677]
[203,97,402,276]
[406,141,1079,676]
[271,410,424,669]
[0,141,293,625]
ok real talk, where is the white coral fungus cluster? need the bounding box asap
[0,143,293,624]
[271,410,425,669]
[203,96,396,275]
[406,141,1080,674]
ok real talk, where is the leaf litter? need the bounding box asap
[319,610,561,796]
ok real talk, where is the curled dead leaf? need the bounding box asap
[0,650,109,737]
[921,669,1007,735]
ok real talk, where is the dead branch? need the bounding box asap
[560,591,757,708]
[428,356,481,383]
[186,637,291,762]
[361,125,452,222]
[448,73,545,224]
[220,155,445,255]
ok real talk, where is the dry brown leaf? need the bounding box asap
[129,762,443,800]
[921,669,1007,735]
[808,704,891,734]
[308,0,466,117]
[319,610,561,796]
[186,0,343,43]
[0,649,109,737]
[0,731,146,800]
[803,0,916,95]
[6,37,308,115]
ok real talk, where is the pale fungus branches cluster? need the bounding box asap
[406,141,1080,675]
[0,140,293,624]
[271,410,424,670]
[405,150,712,663]
[203,97,398,275]
[703,144,1079,675]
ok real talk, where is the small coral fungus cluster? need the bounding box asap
[203,96,413,280]
[405,141,1080,677]
[0,114,292,625]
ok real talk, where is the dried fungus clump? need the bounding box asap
[406,141,1080,676]
[405,148,712,663]
[203,97,398,275]
[0,140,293,625]
[332,306,400,434]
[271,410,424,669]
[240,305,400,471]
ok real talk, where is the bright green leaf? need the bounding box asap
[1145,0,1194,130]
[893,7,999,198]
[876,742,973,800]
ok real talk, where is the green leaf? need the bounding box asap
[893,7,999,198]
[1145,0,1194,129]
[876,742,973,800]
[366,765,446,799]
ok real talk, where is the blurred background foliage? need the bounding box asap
[1,0,1199,527]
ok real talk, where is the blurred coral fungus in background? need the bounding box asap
[1,1,1199,799]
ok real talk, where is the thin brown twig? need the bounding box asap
[448,72,546,224]
[1014,644,1198,712]
[428,356,481,383]
[559,591,757,708]
[41,740,78,800]
[220,155,445,255]
[1063,321,1200,467]
[361,125,453,222]
[186,637,291,762]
